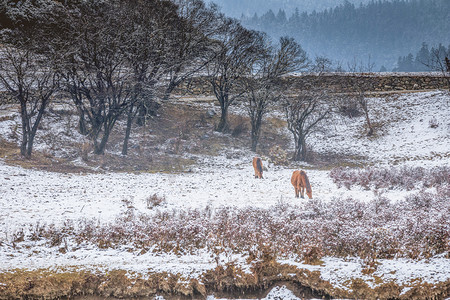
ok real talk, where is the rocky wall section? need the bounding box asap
[174,73,450,96]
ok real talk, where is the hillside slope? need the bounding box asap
[0,90,449,299]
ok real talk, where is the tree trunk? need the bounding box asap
[136,102,146,127]
[301,139,307,161]
[293,136,306,161]
[136,92,158,126]
[216,105,229,132]
[98,129,110,155]
[20,132,28,158]
[122,105,134,155]
[364,109,374,136]
[250,116,262,152]
[163,80,177,101]
[26,133,35,158]
[26,106,46,158]
[78,112,88,136]
[251,134,258,152]
[359,95,373,136]
[19,102,29,158]
[93,126,111,155]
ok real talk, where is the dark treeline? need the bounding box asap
[208,0,375,19]
[393,43,449,72]
[241,0,450,71]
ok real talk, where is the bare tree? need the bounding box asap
[347,55,375,73]
[61,1,133,155]
[162,0,221,100]
[356,88,374,136]
[310,56,333,75]
[0,45,58,158]
[346,61,375,136]
[118,0,183,155]
[207,17,265,133]
[283,90,332,161]
[428,46,450,89]
[244,36,309,151]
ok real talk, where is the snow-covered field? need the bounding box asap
[0,91,449,298]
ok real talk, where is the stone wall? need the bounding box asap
[284,73,449,93]
[174,73,449,96]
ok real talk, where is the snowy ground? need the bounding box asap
[0,91,449,298]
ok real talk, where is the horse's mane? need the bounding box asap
[256,158,263,174]
[301,170,312,193]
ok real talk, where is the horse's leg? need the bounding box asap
[300,186,305,198]
[295,187,299,198]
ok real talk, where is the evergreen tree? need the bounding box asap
[415,42,431,70]
[276,9,287,24]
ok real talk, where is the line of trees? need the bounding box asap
[4,1,448,162]
[0,0,325,161]
[393,42,450,72]
[208,0,375,19]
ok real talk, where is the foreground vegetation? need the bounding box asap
[10,168,449,262]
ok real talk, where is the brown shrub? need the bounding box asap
[146,194,167,209]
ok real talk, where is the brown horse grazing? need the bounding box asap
[252,157,264,179]
[291,170,312,199]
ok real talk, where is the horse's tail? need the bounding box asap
[301,171,312,194]
[256,158,263,175]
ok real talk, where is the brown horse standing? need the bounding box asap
[252,157,264,179]
[291,170,312,199]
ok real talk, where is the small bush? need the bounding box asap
[29,222,46,241]
[12,229,25,244]
[429,117,439,128]
[330,166,450,190]
[45,225,65,247]
[339,97,362,118]
[302,243,324,265]
[146,194,166,209]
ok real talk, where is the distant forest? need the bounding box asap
[241,0,450,71]
[393,43,449,72]
[208,0,376,18]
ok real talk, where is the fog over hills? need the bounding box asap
[207,0,377,18]
[208,0,450,71]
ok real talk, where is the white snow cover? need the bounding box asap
[0,91,449,297]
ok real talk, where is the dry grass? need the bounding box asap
[21,181,449,266]
[1,262,448,300]
[0,97,369,173]
[146,194,167,209]
[0,138,95,173]
[0,101,223,173]
[304,152,369,170]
